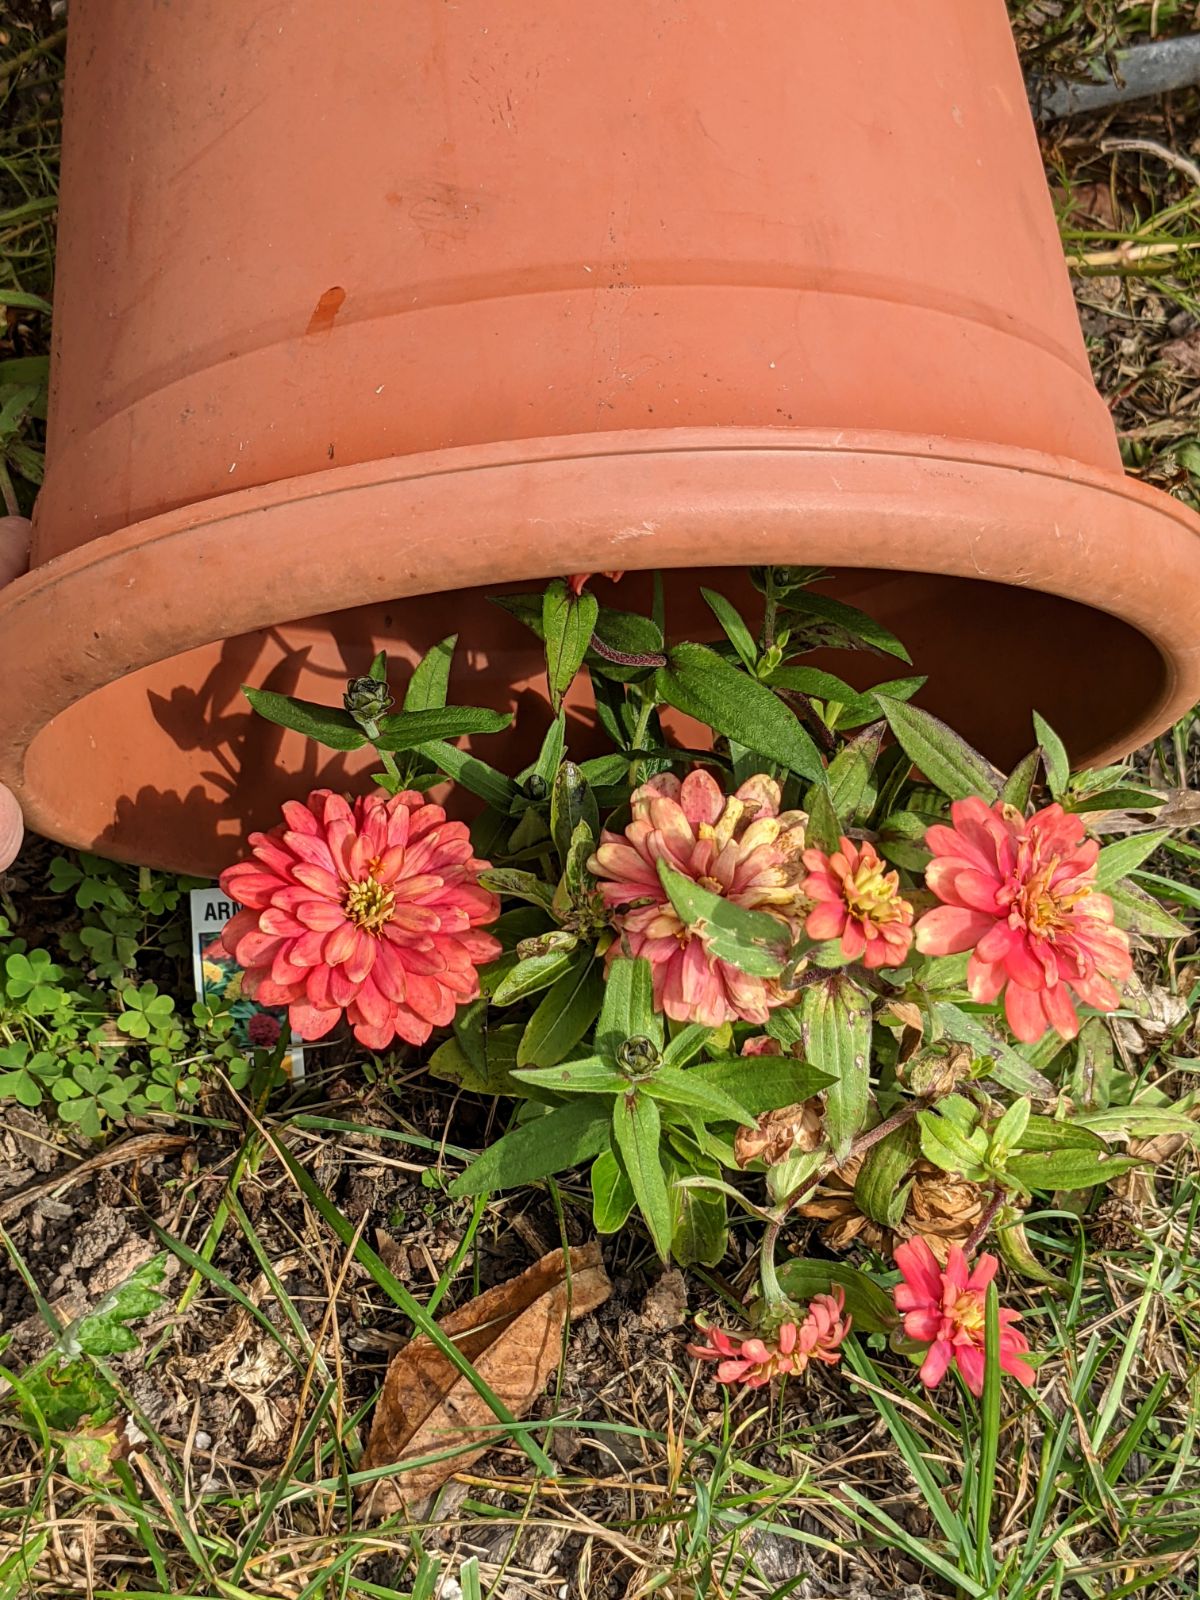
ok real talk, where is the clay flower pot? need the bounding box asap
[4,0,1199,876]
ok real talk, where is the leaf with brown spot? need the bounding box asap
[359,1244,611,1515]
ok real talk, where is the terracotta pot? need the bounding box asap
[5,0,1199,877]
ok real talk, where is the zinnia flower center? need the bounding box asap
[1007,858,1088,938]
[947,1286,985,1338]
[344,874,396,933]
[843,858,907,924]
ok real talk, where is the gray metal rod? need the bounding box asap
[1030,34,1200,120]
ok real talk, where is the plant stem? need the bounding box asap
[359,718,405,787]
[963,1186,1007,1256]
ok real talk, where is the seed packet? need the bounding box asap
[189,887,305,1077]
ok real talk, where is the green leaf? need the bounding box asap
[243,687,366,750]
[591,1148,635,1232]
[596,956,662,1061]
[667,1160,728,1267]
[780,590,912,663]
[1005,1148,1142,1193]
[1017,1114,1107,1153]
[775,1259,898,1333]
[367,648,389,684]
[402,635,456,711]
[766,664,861,702]
[645,1065,757,1127]
[822,721,885,824]
[490,948,578,1004]
[551,760,599,867]
[994,1215,1067,1288]
[804,781,842,853]
[373,705,511,750]
[1107,880,1189,938]
[833,675,927,732]
[690,1054,833,1116]
[543,579,598,712]
[1073,1106,1200,1141]
[1094,830,1171,890]
[0,288,53,315]
[875,695,1002,802]
[516,952,606,1068]
[511,1057,627,1095]
[1032,712,1069,799]
[660,1023,715,1072]
[656,642,824,781]
[988,1096,1031,1161]
[934,1003,1055,1099]
[477,869,558,916]
[701,588,758,670]
[419,741,518,811]
[1001,749,1040,813]
[611,1092,674,1260]
[426,1025,527,1097]
[658,860,791,979]
[449,1099,612,1195]
[799,975,872,1160]
[1067,786,1165,815]
[853,1122,919,1227]
[918,1108,989,1178]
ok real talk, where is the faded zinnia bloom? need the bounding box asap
[588,770,808,1026]
[567,570,624,597]
[219,789,501,1051]
[914,798,1132,1044]
[893,1236,1034,1396]
[689,1289,850,1388]
[802,836,915,968]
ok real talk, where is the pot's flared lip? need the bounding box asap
[5,425,1200,853]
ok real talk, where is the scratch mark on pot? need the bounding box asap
[306,286,347,337]
[611,520,660,543]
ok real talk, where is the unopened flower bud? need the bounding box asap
[617,1035,661,1077]
[344,677,393,723]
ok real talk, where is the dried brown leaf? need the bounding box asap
[734,1100,824,1168]
[360,1244,611,1515]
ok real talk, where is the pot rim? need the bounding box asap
[6,424,1200,847]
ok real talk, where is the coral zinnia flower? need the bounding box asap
[689,1290,850,1388]
[893,1236,1034,1396]
[567,570,624,597]
[588,770,808,1026]
[914,798,1132,1044]
[802,836,915,968]
[218,789,501,1051]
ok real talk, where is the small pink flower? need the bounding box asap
[802,836,915,968]
[914,798,1132,1043]
[588,770,808,1026]
[689,1289,850,1388]
[219,789,501,1052]
[567,570,624,597]
[893,1236,1034,1397]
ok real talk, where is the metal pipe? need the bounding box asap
[1029,34,1200,120]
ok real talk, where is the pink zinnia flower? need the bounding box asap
[218,789,501,1051]
[689,1290,850,1388]
[741,1034,784,1057]
[893,1236,1034,1397]
[588,770,808,1026]
[567,570,624,597]
[914,798,1132,1044]
[802,836,915,968]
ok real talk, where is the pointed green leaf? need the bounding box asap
[402,635,456,711]
[1001,748,1040,813]
[775,1258,898,1333]
[701,588,758,670]
[368,649,389,684]
[822,721,885,824]
[419,741,518,811]
[491,948,579,1005]
[934,1003,1055,1099]
[658,860,791,978]
[1094,830,1171,890]
[766,664,861,702]
[799,975,872,1159]
[1005,1148,1142,1193]
[1032,712,1069,799]
[876,695,1002,802]
[516,952,606,1068]
[591,1148,635,1232]
[833,675,928,732]
[667,1159,728,1267]
[853,1121,919,1227]
[543,580,598,712]
[596,956,661,1060]
[426,1025,527,1097]
[511,1057,626,1095]
[551,760,599,866]
[660,1024,713,1072]
[1108,880,1189,938]
[780,590,912,663]
[373,705,511,750]
[645,1065,757,1127]
[612,1092,674,1259]
[656,642,824,780]
[449,1099,612,1195]
[243,687,366,750]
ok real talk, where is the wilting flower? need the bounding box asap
[915,798,1132,1043]
[802,836,915,968]
[218,789,501,1051]
[798,1155,986,1261]
[588,771,808,1026]
[689,1290,850,1387]
[734,1100,825,1168]
[567,570,624,597]
[893,1236,1034,1396]
[741,1034,783,1058]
